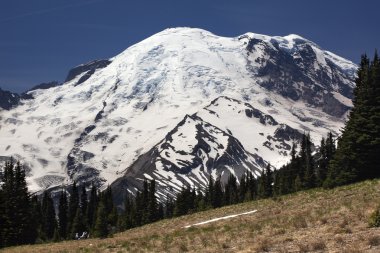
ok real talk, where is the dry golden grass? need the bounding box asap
[2,179,380,253]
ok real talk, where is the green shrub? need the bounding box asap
[369,206,380,227]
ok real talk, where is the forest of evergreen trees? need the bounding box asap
[0,52,379,248]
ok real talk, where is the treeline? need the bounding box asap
[53,182,118,240]
[0,160,37,247]
[150,131,337,219]
[0,160,119,247]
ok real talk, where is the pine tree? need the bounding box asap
[272,169,280,196]
[326,132,336,164]
[2,159,17,246]
[288,142,300,193]
[257,170,266,199]
[165,195,174,218]
[1,160,37,246]
[14,161,36,244]
[294,175,302,192]
[58,190,68,239]
[174,186,189,216]
[134,191,143,226]
[41,192,56,240]
[86,184,98,230]
[195,190,206,212]
[297,134,307,185]
[141,180,149,224]
[258,164,273,198]
[248,172,257,201]
[102,186,117,228]
[71,208,86,239]
[67,182,79,234]
[316,137,327,186]
[29,196,40,243]
[238,173,247,202]
[94,202,108,238]
[205,175,214,208]
[303,134,316,189]
[53,228,60,242]
[121,192,133,229]
[157,203,164,220]
[213,177,223,208]
[147,179,157,222]
[326,52,380,187]
[264,164,273,197]
[224,174,238,205]
[80,186,88,220]
[316,133,335,186]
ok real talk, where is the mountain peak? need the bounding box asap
[0,27,356,193]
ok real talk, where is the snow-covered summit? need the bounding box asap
[0,27,357,194]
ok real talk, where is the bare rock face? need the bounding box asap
[65,59,112,85]
[241,34,355,117]
[0,88,20,110]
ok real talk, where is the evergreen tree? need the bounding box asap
[247,172,257,201]
[316,133,335,186]
[205,175,214,208]
[303,134,316,189]
[141,180,149,224]
[294,175,302,192]
[224,174,238,205]
[94,202,108,238]
[195,189,206,211]
[288,142,300,193]
[213,177,224,208]
[316,137,327,186]
[29,196,40,243]
[174,186,190,216]
[71,208,86,239]
[41,192,56,240]
[157,203,164,220]
[134,191,143,226]
[272,169,280,196]
[102,186,118,228]
[14,161,36,244]
[238,173,248,202]
[258,164,273,198]
[147,179,157,222]
[165,195,174,218]
[326,52,380,187]
[67,182,79,234]
[53,228,60,242]
[58,190,68,239]
[1,159,17,246]
[86,184,98,230]
[80,186,88,222]
[264,164,273,197]
[1,160,37,246]
[326,132,336,163]
[121,192,134,229]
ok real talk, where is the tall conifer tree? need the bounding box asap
[58,190,68,239]
[326,52,380,187]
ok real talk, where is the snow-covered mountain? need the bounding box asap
[0,27,356,196]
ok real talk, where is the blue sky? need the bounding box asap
[1,0,379,93]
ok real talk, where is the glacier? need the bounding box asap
[0,27,357,196]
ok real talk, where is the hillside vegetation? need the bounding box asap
[3,179,380,253]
